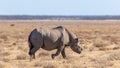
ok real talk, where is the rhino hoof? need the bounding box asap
[51,54,55,59]
[63,57,67,59]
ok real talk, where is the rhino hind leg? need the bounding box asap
[30,46,41,59]
[28,43,35,61]
[29,44,33,55]
[51,45,64,59]
[30,35,43,59]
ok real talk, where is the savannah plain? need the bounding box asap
[0,20,120,68]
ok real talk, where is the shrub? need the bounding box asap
[10,24,15,26]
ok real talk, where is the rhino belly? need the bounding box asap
[42,44,58,51]
[42,37,61,51]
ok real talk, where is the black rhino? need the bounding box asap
[28,26,83,60]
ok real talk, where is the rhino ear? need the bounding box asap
[74,38,78,43]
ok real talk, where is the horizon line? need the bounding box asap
[0,15,120,16]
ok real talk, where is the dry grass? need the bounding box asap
[0,63,4,68]
[108,52,120,61]
[16,54,27,60]
[0,34,8,41]
[94,58,113,68]
[0,51,10,56]
[0,20,120,68]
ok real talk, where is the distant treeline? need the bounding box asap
[0,15,120,20]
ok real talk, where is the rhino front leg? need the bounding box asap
[61,47,66,59]
[51,46,64,59]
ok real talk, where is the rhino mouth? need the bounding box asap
[79,52,81,54]
[76,51,81,54]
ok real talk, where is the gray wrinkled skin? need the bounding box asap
[28,26,83,60]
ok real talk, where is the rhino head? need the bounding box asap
[69,38,83,54]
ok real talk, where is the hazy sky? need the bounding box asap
[0,0,120,15]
